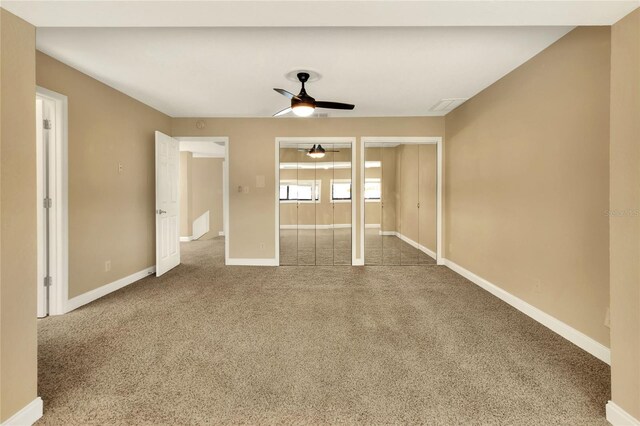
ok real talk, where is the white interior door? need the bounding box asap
[155,131,180,276]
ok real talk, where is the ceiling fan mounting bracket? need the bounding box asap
[297,72,310,84]
[285,69,321,84]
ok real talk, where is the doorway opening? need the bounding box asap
[36,87,69,317]
[275,137,356,266]
[176,137,229,263]
[360,137,443,266]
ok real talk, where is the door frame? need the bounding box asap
[360,136,444,266]
[275,137,357,266]
[36,86,69,316]
[174,136,229,264]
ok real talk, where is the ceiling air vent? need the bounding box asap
[430,98,468,113]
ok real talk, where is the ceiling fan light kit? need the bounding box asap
[273,72,355,118]
[306,144,326,158]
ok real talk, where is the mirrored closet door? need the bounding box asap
[364,141,437,265]
[279,141,352,265]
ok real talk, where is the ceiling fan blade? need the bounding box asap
[273,88,300,100]
[273,107,292,117]
[316,101,355,110]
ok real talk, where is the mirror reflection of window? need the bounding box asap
[364,178,381,201]
[279,181,320,202]
[331,181,352,201]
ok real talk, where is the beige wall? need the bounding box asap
[396,144,437,252]
[445,27,611,346]
[418,145,437,252]
[171,117,445,260]
[191,157,224,239]
[36,52,172,298]
[0,9,38,422]
[364,145,437,252]
[179,152,193,237]
[610,9,640,420]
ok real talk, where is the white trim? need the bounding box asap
[360,136,443,266]
[174,136,229,265]
[0,397,43,426]
[365,224,381,229]
[65,266,155,313]
[279,224,352,230]
[224,142,229,264]
[180,236,193,242]
[36,87,69,317]
[226,258,278,266]
[218,231,225,236]
[275,137,357,266]
[606,401,640,426]
[443,258,611,365]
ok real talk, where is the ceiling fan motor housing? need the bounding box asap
[293,72,315,108]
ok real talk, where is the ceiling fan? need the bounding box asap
[273,72,355,117]
[298,144,340,159]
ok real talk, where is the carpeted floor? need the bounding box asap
[37,237,610,425]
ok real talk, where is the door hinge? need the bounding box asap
[43,119,52,130]
[44,276,52,287]
[43,198,52,209]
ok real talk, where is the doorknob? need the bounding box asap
[156,209,167,214]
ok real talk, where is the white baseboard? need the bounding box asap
[65,266,156,313]
[365,224,381,229]
[395,232,437,260]
[607,401,640,425]
[377,231,437,260]
[180,236,193,242]
[443,258,611,364]
[280,224,352,230]
[1,397,42,426]
[226,258,278,266]
[218,231,225,236]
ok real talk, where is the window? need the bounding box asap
[364,178,381,201]
[279,181,320,202]
[331,180,352,201]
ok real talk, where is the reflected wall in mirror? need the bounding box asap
[364,142,437,265]
[278,141,352,265]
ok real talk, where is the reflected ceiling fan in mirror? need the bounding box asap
[299,144,340,159]
[273,72,355,118]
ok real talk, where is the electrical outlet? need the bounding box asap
[118,163,123,174]
[259,243,265,250]
[105,260,111,272]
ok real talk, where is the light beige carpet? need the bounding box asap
[37,237,609,425]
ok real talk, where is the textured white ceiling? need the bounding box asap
[36,26,573,117]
